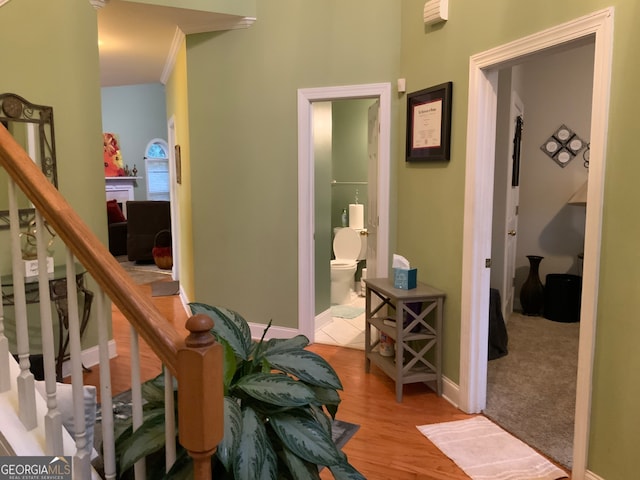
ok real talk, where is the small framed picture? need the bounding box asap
[406,82,453,161]
[175,144,182,184]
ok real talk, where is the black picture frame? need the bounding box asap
[406,82,452,161]
[512,115,523,186]
[175,144,182,184]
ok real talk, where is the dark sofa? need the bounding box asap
[126,200,171,263]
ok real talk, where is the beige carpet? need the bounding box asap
[417,416,568,480]
[485,313,579,469]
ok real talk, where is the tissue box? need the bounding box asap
[393,268,417,289]
[23,257,54,277]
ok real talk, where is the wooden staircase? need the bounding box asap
[0,123,223,478]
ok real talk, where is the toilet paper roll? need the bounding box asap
[349,204,364,230]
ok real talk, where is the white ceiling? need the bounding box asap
[97,0,253,87]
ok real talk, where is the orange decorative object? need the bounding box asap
[103,132,125,176]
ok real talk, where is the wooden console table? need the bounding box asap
[364,277,445,402]
[1,265,94,381]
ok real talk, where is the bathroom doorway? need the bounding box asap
[313,98,374,349]
[297,83,391,343]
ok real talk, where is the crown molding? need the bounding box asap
[161,27,186,85]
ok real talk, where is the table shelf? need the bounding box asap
[364,277,445,402]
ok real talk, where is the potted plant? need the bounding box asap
[114,303,365,479]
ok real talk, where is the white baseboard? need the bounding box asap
[441,375,460,408]
[585,471,604,480]
[61,339,117,379]
[315,308,333,330]
[249,322,300,341]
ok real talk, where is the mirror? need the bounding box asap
[0,93,57,229]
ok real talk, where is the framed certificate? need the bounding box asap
[406,82,452,161]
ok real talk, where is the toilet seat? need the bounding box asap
[330,259,356,270]
[333,227,361,262]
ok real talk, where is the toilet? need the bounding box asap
[330,227,366,305]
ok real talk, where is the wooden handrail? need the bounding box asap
[0,124,223,478]
[0,124,183,374]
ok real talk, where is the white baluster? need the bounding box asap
[64,248,90,478]
[0,271,9,393]
[164,366,176,472]
[130,326,146,479]
[35,211,63,455]
[7,178,36,430]
[96,289,116,480]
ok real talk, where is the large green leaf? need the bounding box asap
[235,373,316,407]
[218,337,238,392]
[190,303,252,360]
[258,431,278,480]
[269,412,343,466]
[280,444,322,480]
[308,385,341,407]
[162,448,194,480]
[217,397,242,471]
[265,350,343,390]
[309,404,332,437]
[118,410,167,473]
[328,461,367,480]
[234,406,269,480]
[141,373,171,405]
[261,335,310,356]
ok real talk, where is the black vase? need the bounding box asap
[520,255,544,316]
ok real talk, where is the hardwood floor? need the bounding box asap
[83,280,475,479]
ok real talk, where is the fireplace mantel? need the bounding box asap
[105,177,141,217]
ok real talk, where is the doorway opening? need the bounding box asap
[485,41,594,470]
[459,8,613,477]
[297,83,392,343]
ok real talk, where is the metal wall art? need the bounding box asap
[540,124,586,168]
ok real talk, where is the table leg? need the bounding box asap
[395,300,403,402]
[364,286,371,373]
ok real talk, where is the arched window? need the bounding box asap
[144,139,170,201]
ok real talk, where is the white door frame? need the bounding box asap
[459,8,613,478]
[298,83,391,342]
[167,116,180,282]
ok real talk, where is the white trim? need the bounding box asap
[441,375,460,409]
[179,17,256,35]
[585,471,605,480]
[249,323,299,341]
[61,339,117,379]
[297,83,391,342]
[460,8,613,480]
[167,117,181,283]
[314,308,333,331]
[161,27,185,86]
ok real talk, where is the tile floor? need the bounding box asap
[315,292,366,350]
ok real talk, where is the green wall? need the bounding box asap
[0,0,105,350]
[101,83,168,200]
[181,0,638,477]
[398,1,640,478]
[186,0,401,328]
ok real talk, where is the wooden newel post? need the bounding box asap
[177,314,224,479]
